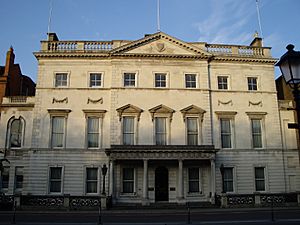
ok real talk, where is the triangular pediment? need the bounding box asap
[149,104,175,114]
[180,105,206,121]
[111,32,210,58]
[116,104,143,121]
[149,104,175,121]
[180,105,206,114]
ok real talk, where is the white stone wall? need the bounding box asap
[0,33,299,202]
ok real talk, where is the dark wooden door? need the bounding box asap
[155,167,168,201]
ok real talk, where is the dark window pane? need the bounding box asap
[187,118,198,145]
[188,168,199,193]
[49,167,62,193]
[86,168,98,193]
[123,182,134,193]
[223,168,233,192]
[123,117,134,145]
[55,73,68,87]
[155,118,166,145]
[123,168,134,180]
[255,167,265,192]
[51,117,64,148]
[251,119,262,148]
[15,167,23,189]
[86,182,97,193]
[189,181,199,192]
[185,74,196,88]
[87,168,98,180]
[248,77,257,90]
[218,76,228,90]
[123,168,134,193]
[50,168,62,179]
[189,168,199,179]
[10,119,22,148]
[50,181,61,193]
[90,73,102,87]
[221,119,231,148]
[1,167,9,189]
[155,73,166,87]
[87,117,99,148]
[124,73,136,87]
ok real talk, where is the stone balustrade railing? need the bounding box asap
[42,41,113,52]
[40,40,271,57]
[206,44,271,57]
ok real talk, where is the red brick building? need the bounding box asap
[0,47,35,104]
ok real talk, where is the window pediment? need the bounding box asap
[47,109,71,115]
[116,104,143,121]
[246,111,267,119]
[149,104,175,121]
[82,109,106,118]
[215,111,237,118]
[180,105,206,121]
[246,111,267,116]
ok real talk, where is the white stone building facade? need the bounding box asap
[0,32,299,206]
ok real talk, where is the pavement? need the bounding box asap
[0,206,300,225]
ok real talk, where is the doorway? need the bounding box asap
[155,166,169,201]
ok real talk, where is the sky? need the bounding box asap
[0,0,299,82]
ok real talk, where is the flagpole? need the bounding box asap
[157,0,160,31]
[256,0,264,46]
[48,0,53,35]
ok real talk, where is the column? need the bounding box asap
[109,160,114,197]
[210,159,216,204]
[178,159,184,201]
[142,159,149,205]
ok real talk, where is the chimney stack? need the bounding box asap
[4,46,15,77]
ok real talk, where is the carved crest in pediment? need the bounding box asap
[156,42,165,52]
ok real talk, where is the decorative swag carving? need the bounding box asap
[87,97,103,104]
[52,97,68,104]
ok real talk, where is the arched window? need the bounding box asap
[7,117,25,148]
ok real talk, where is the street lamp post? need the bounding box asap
[276,44,300,154]
[219,164,225,193]
[0,156,10,194]
[101,164,108,195]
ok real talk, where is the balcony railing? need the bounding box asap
[9,96,27,103]
[1,96,35,106]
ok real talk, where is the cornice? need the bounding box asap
[34,52,209,60]
[211,56,277,64]
[34,52,277,64]
[34,52,109,59]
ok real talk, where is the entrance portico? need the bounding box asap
[106,145,218,205]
